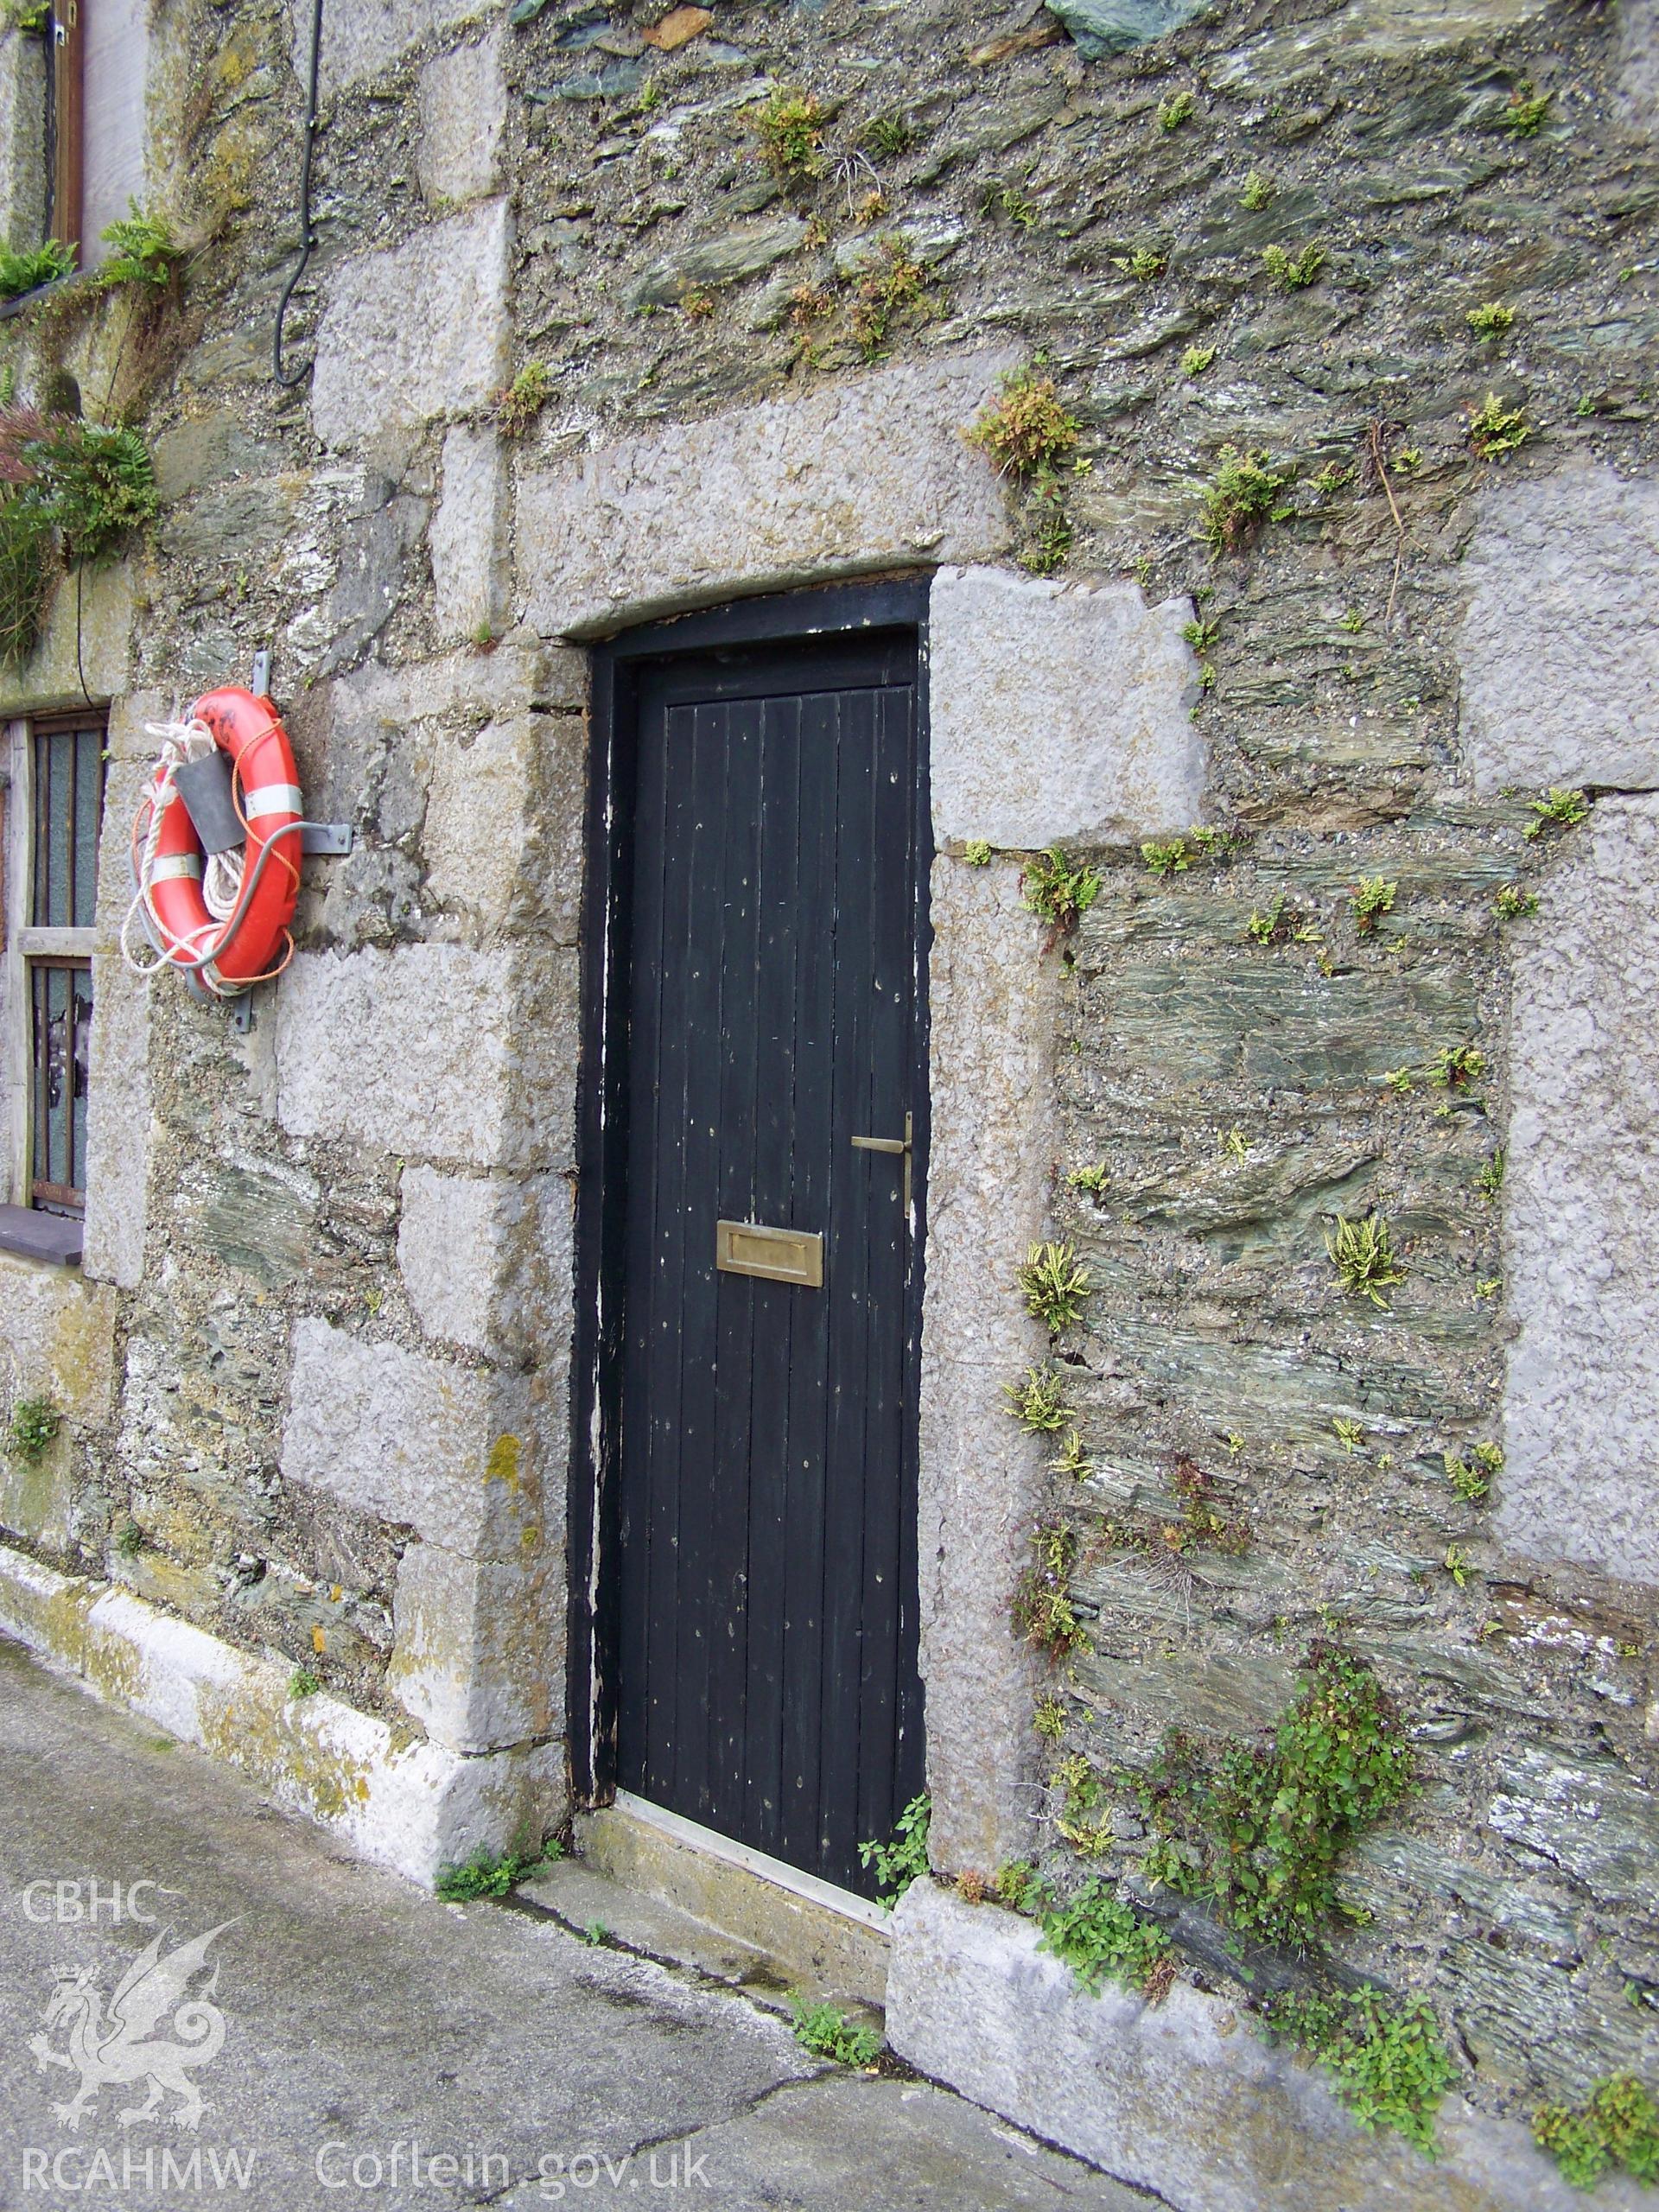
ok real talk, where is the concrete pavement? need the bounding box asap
[0,1639,1147,2210]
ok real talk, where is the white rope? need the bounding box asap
[120,715,247,991]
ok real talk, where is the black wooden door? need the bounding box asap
[613,628,926,1899]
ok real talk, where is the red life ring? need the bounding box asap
[133,687,302,995]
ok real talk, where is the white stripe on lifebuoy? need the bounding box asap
[244,784,303,820]
[150,854,203,881]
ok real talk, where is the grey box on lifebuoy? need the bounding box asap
[174,749,245,855]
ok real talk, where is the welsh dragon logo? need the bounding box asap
[29,1921,238,2132]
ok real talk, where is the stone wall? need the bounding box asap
[0,0,1654,2191]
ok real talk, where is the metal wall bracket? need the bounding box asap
[251,648,272,697]
[232,988,257,1034]
[301,823,353,855]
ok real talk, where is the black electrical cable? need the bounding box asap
[272,0,325,387]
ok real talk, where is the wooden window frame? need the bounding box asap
[4,711,105,1216]
[48,1,85,258]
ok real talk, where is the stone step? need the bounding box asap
[519,1792,890,2017]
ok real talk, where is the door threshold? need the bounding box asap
[569,1790,893,2012]
[614,1790,891,1934]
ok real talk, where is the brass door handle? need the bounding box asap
[851,1112,912,1216]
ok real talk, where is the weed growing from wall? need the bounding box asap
[861,111,914,160]
[1013,1518,1089,1659]
[1038,1877,1173,1999]
[1534,2074,1659,2189]
[1427,1044,1485,1092]
[0,238,73,301]
[1469,392,1531,458]
[1020,849,1100,942]
[494,361,554,435]
[1262,242,1325,290]
[1200,445,1292,553]
[1166,1455,1249,1555]
[1244,889,1317,946]
[1051,1429,1092,1482]
[96,203,184,290]
[1524,786,1590,840]
[1181,343,1217,377]
[1141,839,1189,877]
[1327,1212,1406,1309]
[1494,882,1539,918]
[1017,1241,1091,1332]
[1466,301,1514,340]
[791,1998,881,2066]
[7,1394,61,1464]
[849,237,929,360]
[0,410,158,567]
[1049,1751,1116,1858]
[289,1666,323,1698]
[1503,84,1553,137]
[1351,878,1397,934]
[1264,1987,1453,2154]
[1134,1645,1415,1949]
[859,1791,930,1906]
[758,90,829,180]
[1157,89,1197,131]
[1005,1362,1077,1434]
[435,1840,563,1901]
[1239,170,1274,209]
[1114,245,1166,282]
[967,366,1084,571]
[0,493,55,664]
[1475,1149,1505,1204]
[1445,1442,1503,1503]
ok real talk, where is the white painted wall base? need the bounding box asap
[885,1881,1643,2212]
[0,1540,563,1889]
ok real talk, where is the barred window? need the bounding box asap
[14,715,104,1216]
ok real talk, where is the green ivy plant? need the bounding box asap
[858,1790,930,1908]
